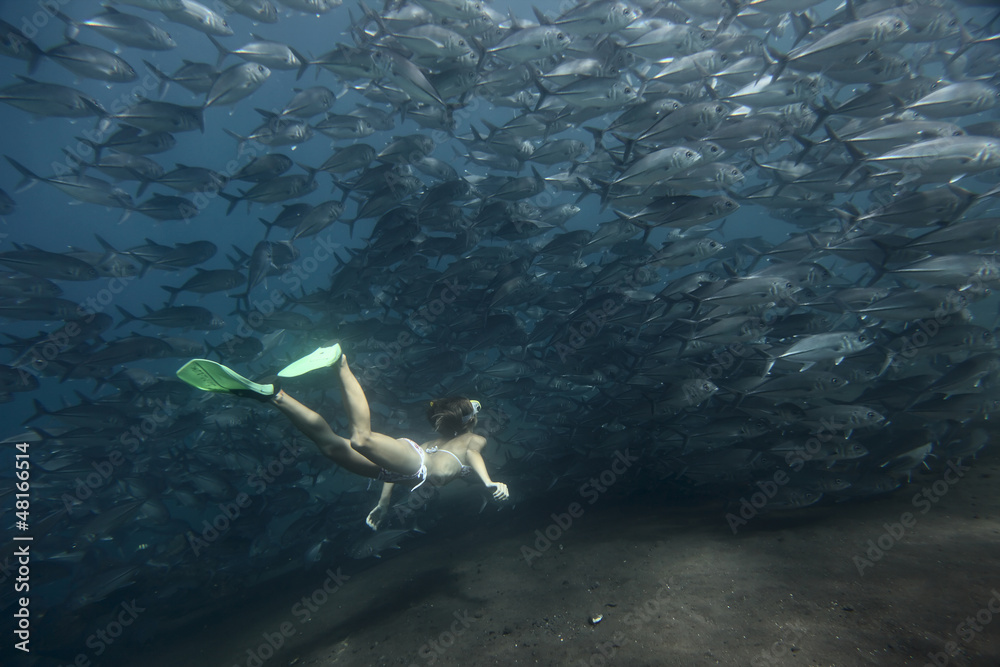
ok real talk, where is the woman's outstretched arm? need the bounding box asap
[366,482,395,530]
[466,435,509,501]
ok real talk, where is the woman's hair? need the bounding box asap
[427,397,477,436]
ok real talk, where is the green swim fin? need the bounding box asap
[277,343,342,378]
[176,359,274,397]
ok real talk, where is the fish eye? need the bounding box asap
[731,169,739,176]
[557,32,565,39]
[859,334,868,342]
[459,40,465,46]
[725,201,734,208]
[715,106,724,113]
[867,411,875,419]
[685,150,693,157]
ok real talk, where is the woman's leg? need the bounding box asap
[269,390,382,478]
[336,357,423,473]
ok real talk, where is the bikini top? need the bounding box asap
[426,446,473,477]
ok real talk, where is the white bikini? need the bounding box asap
[376,441,473,491]
[426,445,474,477]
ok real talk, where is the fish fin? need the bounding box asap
[290,47,310,80]
[531,71,552,112]
[115,305,138,329]
[4,156,41,192]
[763,44,788,80]
[219,192,240,216]
[583,126,604,149]
[258,217,275,240]
[207,35,229,69]
[161,285,182,307]
[838,138,868,181]
[142,60,171,98]
[507,6,523,32]
[51,8,79,39]
[223,128,248,154]
[24,398,48,424]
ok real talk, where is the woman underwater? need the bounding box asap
[176,344,509,530]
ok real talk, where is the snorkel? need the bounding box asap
[462,399,481,425]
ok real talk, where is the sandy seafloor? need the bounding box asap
[117,449,1000,667]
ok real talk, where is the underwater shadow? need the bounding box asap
[288,564,455,654]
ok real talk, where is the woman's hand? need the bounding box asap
[486,482,509,501]
[366,504,387,530]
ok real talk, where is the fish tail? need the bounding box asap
[24,398,48,424]
[115,305,138,329]
[788,12,813,50]
[51,8,79,40]
[81,97,108,122]
[75,135,103,162]
[161,285,181,307]
[142,60,172,98]
[258,217,275,240]
[531,69,551,112]
[93,234,121,257]
[291,47,310,81]
[26,48,42,76]
[582,126,604,150]
[207,35,229,69]
[219,192,241,216]
[222,128,247,154]
[4,156,41,192]
[763,44,788,80]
